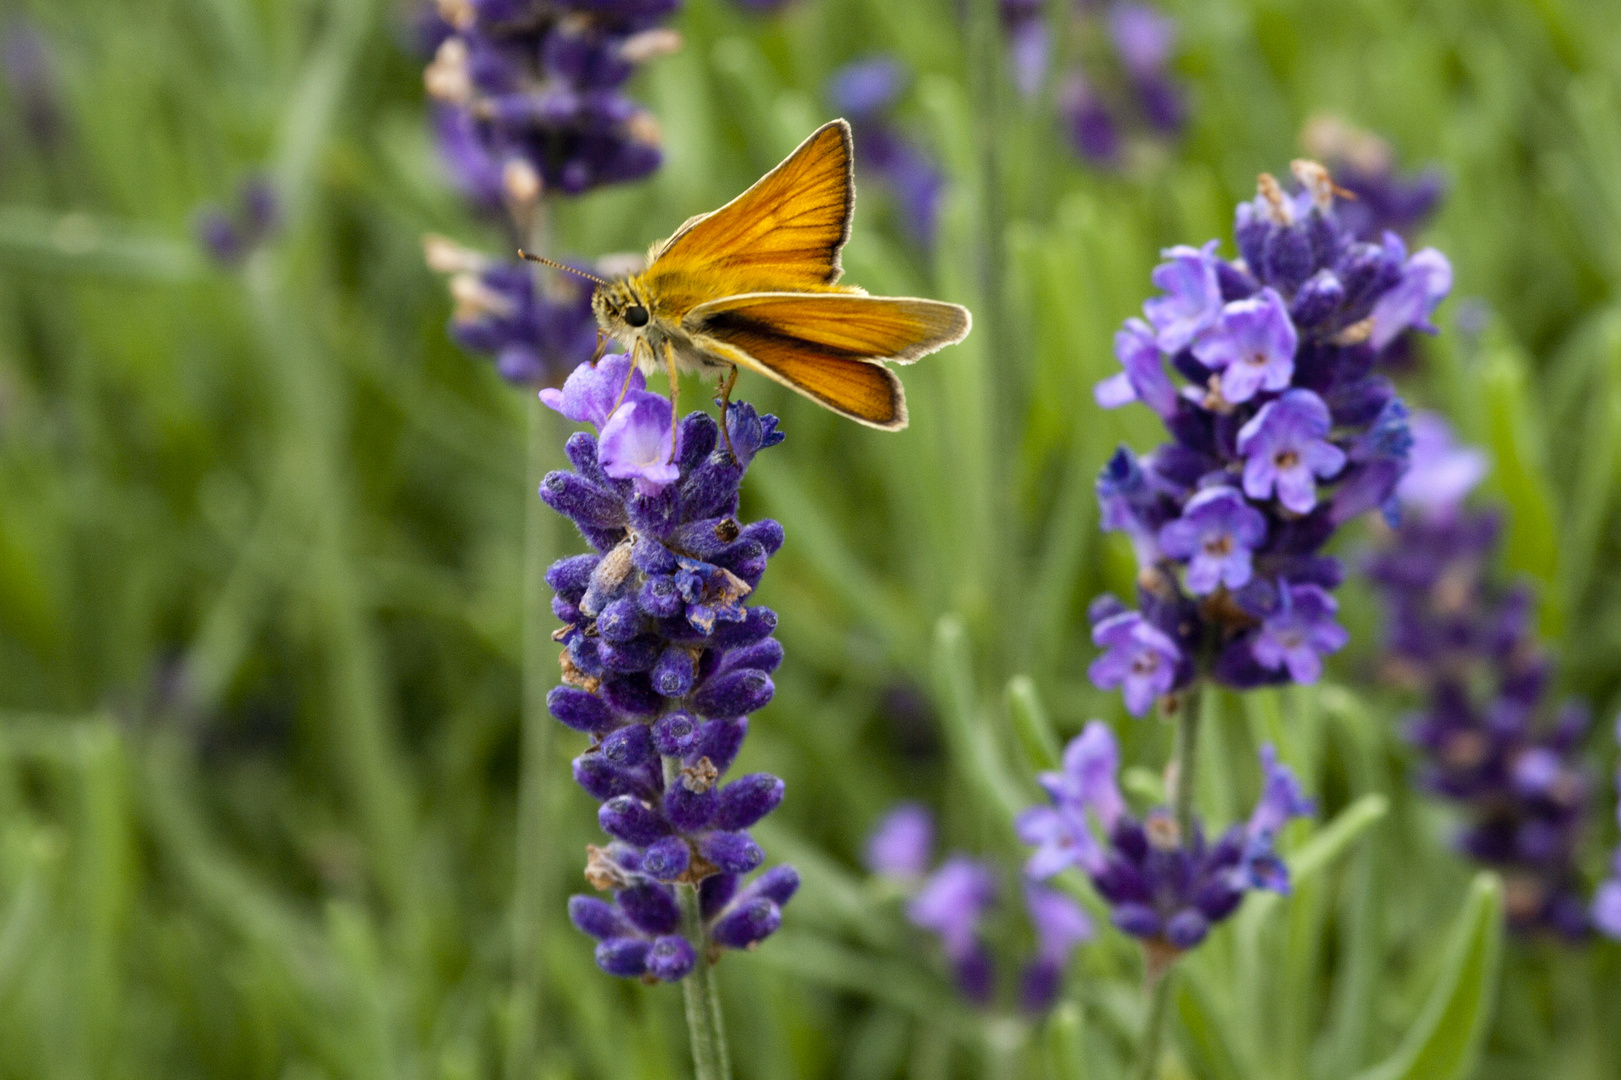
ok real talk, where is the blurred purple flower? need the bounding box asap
[866,802,934,878]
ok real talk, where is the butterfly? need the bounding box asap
[522,118,971,441]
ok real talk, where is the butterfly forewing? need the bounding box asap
[641,120,855,317]
[686,293,971,365]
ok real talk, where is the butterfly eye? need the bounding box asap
[624,304,650,328]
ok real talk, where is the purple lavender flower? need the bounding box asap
[1108,3,1175,77]
[1251,582,1347,684]
[1395,411,1487,515]
[1088,610,1181,717]
[1370,244,1453,350]
[540,352,639,427]
[1017,720,1124,877]
[1367,449,1597,937]
[827,58,904,118]
[1143,242,1224,354]
[907,857,1000,1005]
[1018,727,1313,957]
[549,386,794,979]
[1089,162,1435,704]
[598,389,682,496]
[1192,288,1299,404]
[1238,744,1317,892]
[865,802,934,879]
[1058,72,1120,165]
[1237,390,1346,514]
[1052,2,1185,157]
[1157,487,1267,595]
[1594,724,1621,938]
[1,19,63,148]
[1001,0,1049,98]
[1019,882,1093,1012]
[430,240,601,387]
[194,174,283,268]
[1096,318,1179,416]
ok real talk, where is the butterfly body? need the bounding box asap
[583,119,970,431]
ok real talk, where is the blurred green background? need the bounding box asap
[3,0,1621,1077]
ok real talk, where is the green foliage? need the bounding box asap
[2,0,1621,1078]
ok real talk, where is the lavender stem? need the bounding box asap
[666,755,734,1080]
[1135,683,1204,1080]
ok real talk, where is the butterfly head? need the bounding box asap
[592,277,654,348]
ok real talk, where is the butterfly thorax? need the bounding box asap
[592,275,723,378]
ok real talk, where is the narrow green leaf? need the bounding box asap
[0,207,202,280]
[1007,675,1061,773]
[1350,874,1504,1080]
[1288,794,1389,887]
[1174,971,1245,1080]
[1478,330,1562,638]
[932,617,1028,822]
[1045,1002,1089,1080]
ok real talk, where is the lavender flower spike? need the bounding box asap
[1157,487,1267,595]
[1192,287,1299,404]
[551,388,796,981]
[1019,741,1316,957]
[1237,389,1347,514]
[1088,610,1181,716]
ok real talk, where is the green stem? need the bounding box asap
[509,398,556,1080]
[1134,683,1205,1080]
[664,759,733,1080]
[1133,973,1174,1080]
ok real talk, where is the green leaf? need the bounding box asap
[1288,794,1389,887]
[1350,874,1504,1080]
[1174,971,1246,1080]
[1478,329,1562,639]
[1045,1002,1089,1080]
[1007,675,1061,773]
[932,617,1028,822]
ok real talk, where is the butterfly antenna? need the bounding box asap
[518,249,609,286]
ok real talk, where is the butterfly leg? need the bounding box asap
[589,327,609,366]
[715,365,738,462]
[662,339,681,463]
[614,339,645,410]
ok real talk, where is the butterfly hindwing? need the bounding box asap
[696,331,907,430]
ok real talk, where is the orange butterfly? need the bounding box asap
[524,119,971,436]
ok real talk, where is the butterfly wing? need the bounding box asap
[684,292,973,430]
[640,120,855,316]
